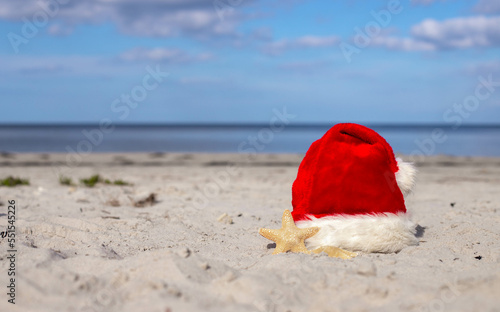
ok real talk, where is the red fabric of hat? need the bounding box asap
[291,123,406,221]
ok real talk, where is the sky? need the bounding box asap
[0,0,499,124]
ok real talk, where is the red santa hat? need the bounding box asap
[292,123,418,253]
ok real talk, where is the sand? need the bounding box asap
[0,153,499,312]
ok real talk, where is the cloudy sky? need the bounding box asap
[0,0,499,124]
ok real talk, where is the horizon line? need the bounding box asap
[1,122,500,128]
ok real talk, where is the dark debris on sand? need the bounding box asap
[133,193,158,208]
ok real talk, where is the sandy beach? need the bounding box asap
[0,152,499,312]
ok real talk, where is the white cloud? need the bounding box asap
[0,0,249,40]
[0,55,106,76]
[373,15,500,51]
[473,0,500,14]
[262,35,339,55]
[0,46,212,78]
[47,24,74,36]
[411,15,500,49]
[371,36,436,51]
[294,36,339,47]
[119,47,213,63]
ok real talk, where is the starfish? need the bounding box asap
[259,209,319,255]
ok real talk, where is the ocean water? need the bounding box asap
[0,124,499,156]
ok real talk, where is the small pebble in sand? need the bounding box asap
[199,262,210,270]
[217,213,233,224]
[166,286,182,297]
[177,247,191,258]
[107,199,121,207]
[133,193,158,207]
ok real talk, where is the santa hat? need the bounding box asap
[292,123,418,253]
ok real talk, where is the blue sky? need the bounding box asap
[0,0,499,124]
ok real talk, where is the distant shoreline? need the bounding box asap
[1,153,500,168]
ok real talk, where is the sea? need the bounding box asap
[0,124,499,156]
